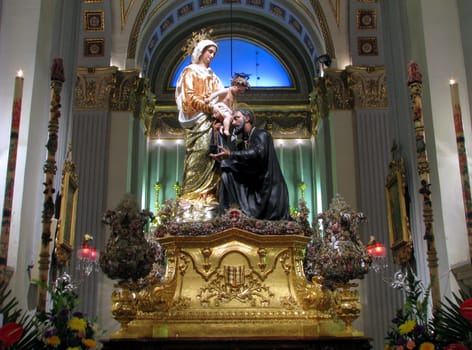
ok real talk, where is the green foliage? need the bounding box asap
[385,268,436,349]
[386,267,472,350]
[433,288,472,348]
[0,286,41,349]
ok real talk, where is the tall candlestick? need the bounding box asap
[0,70,24,283]
[449,80,472,257]
[407,61,440,308]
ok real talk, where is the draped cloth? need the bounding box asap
[175,63,224,220]
[219,127,291,220]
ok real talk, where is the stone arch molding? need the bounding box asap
[129,1,334,77]
[122,0,336,139]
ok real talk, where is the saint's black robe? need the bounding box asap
[218,127,291,220]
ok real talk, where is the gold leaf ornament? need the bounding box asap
[182,27,215,57]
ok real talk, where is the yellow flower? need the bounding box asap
[45,335,61,345]
[69,317,87,332]
[66,347,81,350]
[83,338,98,348]
[419,342,435,350]
[399,319,416,335]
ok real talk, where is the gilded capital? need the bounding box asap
[110,70,140,111]
[75,66,118,110]
[346,65,388,109]
[320,66,388,111]
[323,69,353,110]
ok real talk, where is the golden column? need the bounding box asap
[37,58,65,311]
[407,61,440,309]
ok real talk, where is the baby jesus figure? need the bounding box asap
[206,73,250,136]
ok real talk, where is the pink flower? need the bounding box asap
[406,339,415,349]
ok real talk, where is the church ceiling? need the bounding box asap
[81,0,346,139]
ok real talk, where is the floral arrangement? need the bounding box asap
[305,194,372,289]
[36,273,100,350]
[100,193,157,284]
[385,269,435,350]
[385,267,472,350]
[153,199,313,237]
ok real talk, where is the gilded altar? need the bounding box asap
[110,228,354,339]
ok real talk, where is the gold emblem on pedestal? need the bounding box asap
[109,228,358,339]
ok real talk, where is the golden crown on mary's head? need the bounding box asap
[182,27,214,56]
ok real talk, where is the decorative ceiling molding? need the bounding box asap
[127,0,153,59]
[328,0,340,27]
[127,1,333,62]
[310,0,336,58]
[121,0,137,31]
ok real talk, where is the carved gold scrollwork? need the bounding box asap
[279,295,298,310]
[295,276,334,312]
[163,246,177,281]
[324,69,353,110]
[75,67,117,110]
[279,250,292,275]
[114,230,343,338]
[196,265,274,307]
[257,248,267,271]
[346,65,388,109]
[151,108,312,140]
[201,247,212,271]
[178,253,190,276]
[110,70,140,111]
[136,261,179,313]
[321,65,388,112]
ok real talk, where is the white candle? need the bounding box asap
[449,79,472,239]
[450,80,460,113]
[1,70,24,264]
[13,70,24,123]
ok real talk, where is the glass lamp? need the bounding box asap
[366,238,387,272]
[77,234,99,276]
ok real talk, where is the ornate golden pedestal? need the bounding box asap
[110,228,359,339]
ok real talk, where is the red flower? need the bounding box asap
[0,322,23,347]
[459,298,472,323]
